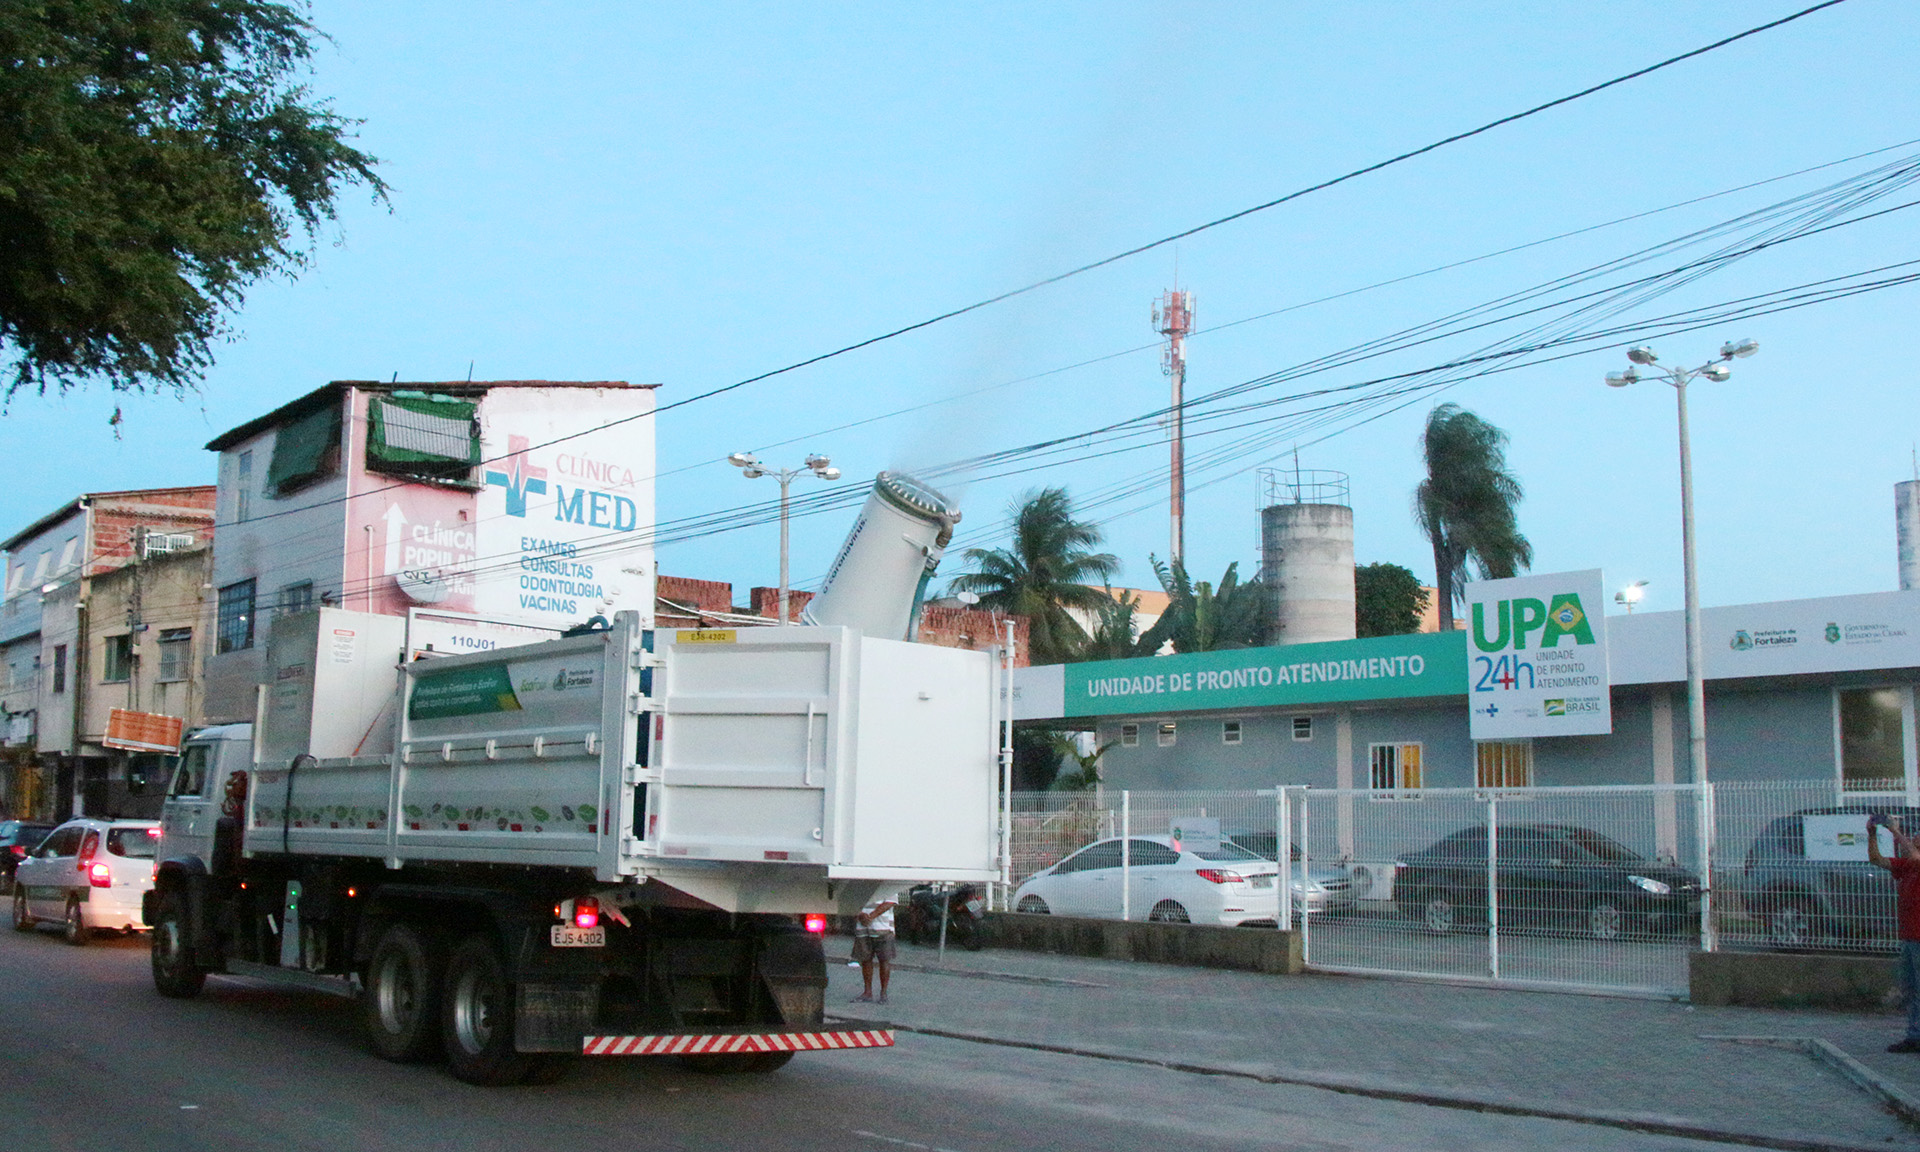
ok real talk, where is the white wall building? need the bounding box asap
[202,380,657,723]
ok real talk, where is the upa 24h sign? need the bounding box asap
[1466,569,1611,740]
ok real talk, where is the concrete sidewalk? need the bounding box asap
[830,939,1920,1150]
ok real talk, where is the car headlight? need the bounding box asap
[1289,880,1321,893]
[1628,874,1671,895]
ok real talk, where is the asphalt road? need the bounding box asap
[0,922,1779,1152]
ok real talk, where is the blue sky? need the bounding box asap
[6,1,1918,615]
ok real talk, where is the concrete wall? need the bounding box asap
[985,912,1303,975]
[1691,949,1899,1012]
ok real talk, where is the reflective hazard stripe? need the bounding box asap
[581,1029,894,1056]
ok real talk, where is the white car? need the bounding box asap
[11,818,161,944]
[1013,835,1281,927]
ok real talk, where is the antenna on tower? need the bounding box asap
[1154,288,1195,565]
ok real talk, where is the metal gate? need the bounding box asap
[1288,784,1712,997]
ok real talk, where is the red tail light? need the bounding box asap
[573,896,600,929]
[88,861,112,888]
[8,845,22,857]
[1194,868,1244,885]
[803,913,827,934]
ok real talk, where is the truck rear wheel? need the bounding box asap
[442,933,533,1086]
[363,923,444,1063]
[150,890,206,999]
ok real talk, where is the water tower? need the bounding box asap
[1258,468,1355,645]
[1899,478,1920,590]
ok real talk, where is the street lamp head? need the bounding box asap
[1626,346,1659,366]
[741,466,766,479]
[804,453,831,470]
[1605,369,1638,388]
[1721,338,1760,359]
[1702,363,1731,383]
[816,467,841,480]
[727,452,761,469]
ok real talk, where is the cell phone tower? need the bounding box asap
[1153,288,1195,565]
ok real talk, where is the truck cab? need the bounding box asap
[157,724,251,877]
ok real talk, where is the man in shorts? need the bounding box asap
[852,892,897,1004]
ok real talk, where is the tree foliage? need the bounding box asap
[1049,734,1110,792]
[0,0,387,396]
[1355,561,1429,638]
[949,487,1118,665]
[1011,727,1064,792]
[1413,404,1532,630]
[1135,556,1271,655]
[1080,586,1145,661]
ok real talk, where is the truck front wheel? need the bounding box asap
[150,891,206,999]
[363,924,444,1062]
[442,934,533,1086]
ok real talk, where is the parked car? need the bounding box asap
[10,818,161,944]
[1393,823,1700,941]
[1226,834,1357,916]
[1741,805,1920,951]
[0,820,55,894]
[1013,835,1281,926]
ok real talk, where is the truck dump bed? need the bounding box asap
[245,610,1000,909]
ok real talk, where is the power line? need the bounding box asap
[192,1,1850,535]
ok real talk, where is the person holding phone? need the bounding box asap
[1867,814,1920,1052]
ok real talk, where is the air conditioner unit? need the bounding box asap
[142,533,195,556]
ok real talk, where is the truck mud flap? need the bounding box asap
[582,1028,894,1056]
[516,984,600,1053]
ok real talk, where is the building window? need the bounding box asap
[1119,723,1139,748]
[1475,741,1533,789]
[236,450,254,522]
[279,581,314,615]
[1838,686,1914,791]
[51,645,66,693]
[266,403,342,496]
[1292,715,1314,742]
[158,629,192,682]
[1222,720,1242,745]
[102,634,133,683]
[217,580,257,653]
[1370,742,1424,794]
[1157,722,1177,748]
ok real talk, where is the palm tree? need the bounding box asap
[1135,556,1271,654]
[1079,586,1146,661]
[1413,404,1532,631]
[949,487,1119,664]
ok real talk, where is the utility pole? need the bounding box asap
[127,527,144,711]
[1154,289,1195,566]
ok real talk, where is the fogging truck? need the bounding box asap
[146,474,1002,1085]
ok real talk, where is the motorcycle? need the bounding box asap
[901,882,987,951]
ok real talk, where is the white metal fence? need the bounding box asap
[1712,779,1907,955]
[1000,780,1902,998]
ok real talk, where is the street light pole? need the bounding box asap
[1606,338,1758,785]
[728,452,842,624]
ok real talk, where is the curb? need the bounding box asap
[1702,1035,1920,1129]
[845,1014,1908,1152]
